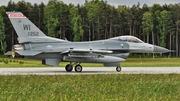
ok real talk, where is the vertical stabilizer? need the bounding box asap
[6,12,65,43]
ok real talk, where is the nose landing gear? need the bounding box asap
[116,66,121,72]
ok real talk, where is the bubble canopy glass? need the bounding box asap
[110,36,144,43]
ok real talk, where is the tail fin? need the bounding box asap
[6,12,65,43]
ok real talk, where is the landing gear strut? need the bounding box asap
[116,66,121,72]
[65,62,82,72]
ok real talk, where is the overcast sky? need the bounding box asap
[0,0,180,7]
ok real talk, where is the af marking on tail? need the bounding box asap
[23,24,30,30]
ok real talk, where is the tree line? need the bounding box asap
[0,0,180,57]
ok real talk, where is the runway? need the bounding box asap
[0,67,180,75]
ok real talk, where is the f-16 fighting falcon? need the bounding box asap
[6,12,171,72]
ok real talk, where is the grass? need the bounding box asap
[0,74,179,100]
[0,58,179,100]
[1,58,180,67]
[0,58,49,67]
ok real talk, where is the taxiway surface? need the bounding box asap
[0,67,180,75]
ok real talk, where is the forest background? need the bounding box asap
[0,0,180,57]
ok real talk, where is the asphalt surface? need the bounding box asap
[0,67,180,75]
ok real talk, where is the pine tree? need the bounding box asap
[142,12,153,43]
[0,7,7,54]
[69,7,84,41]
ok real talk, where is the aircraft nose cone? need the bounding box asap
[153,45,170,53]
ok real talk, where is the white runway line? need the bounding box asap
[0,67,180,75]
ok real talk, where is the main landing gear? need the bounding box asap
[65,64,73,72]
[65,62,82,72]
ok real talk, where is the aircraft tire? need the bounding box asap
[65,64,73,72]
[116,66,121,72]
[75,65,82,72]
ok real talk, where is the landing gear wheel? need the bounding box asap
[75,65,82,72]
[65,64,73,72]
[116,66,121,72]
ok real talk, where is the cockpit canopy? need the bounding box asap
[111,36,144,43]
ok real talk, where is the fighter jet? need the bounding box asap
[6,12,171,72]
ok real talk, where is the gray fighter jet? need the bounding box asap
[6,12,171,72]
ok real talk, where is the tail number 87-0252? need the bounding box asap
[28,32,39,36]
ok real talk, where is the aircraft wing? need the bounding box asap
[61,48,113,54]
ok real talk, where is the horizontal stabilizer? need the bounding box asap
[4,51,12,55]
[16,50,43,56]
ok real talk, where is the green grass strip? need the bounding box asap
[0,74,179,100]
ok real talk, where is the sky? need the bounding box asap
[0,0,180,7]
